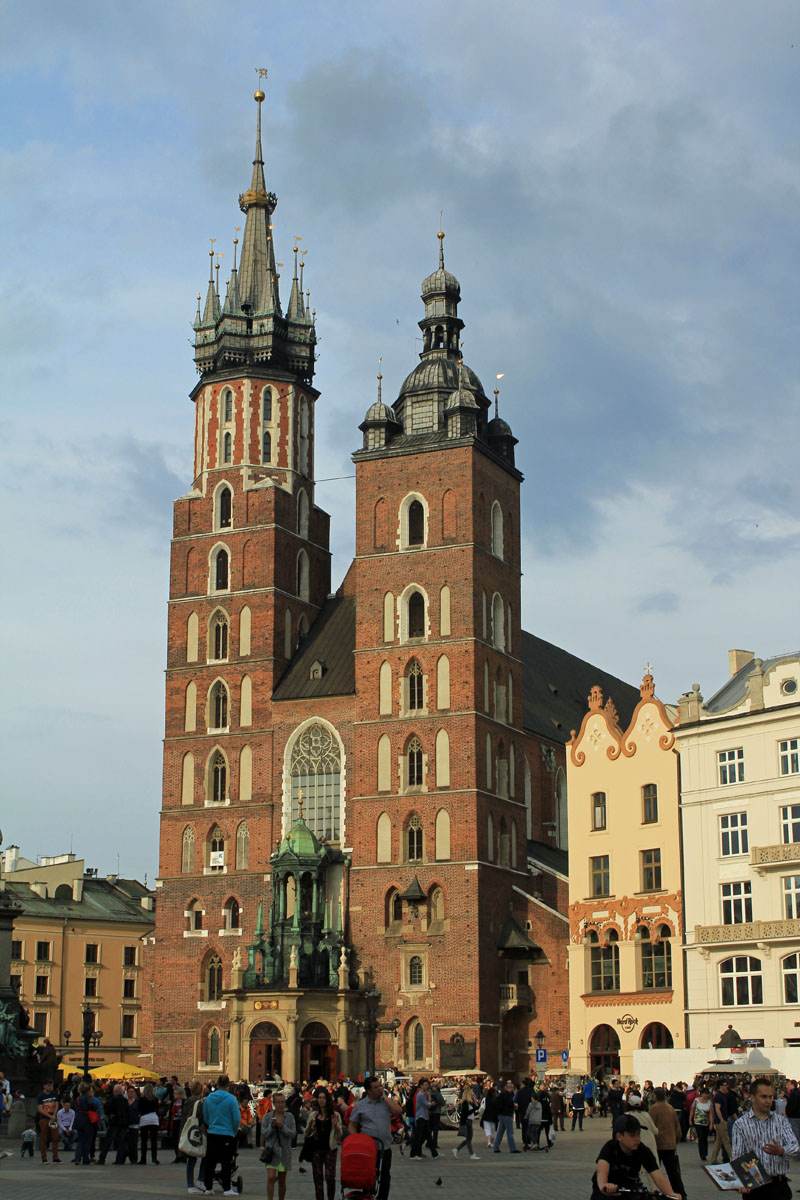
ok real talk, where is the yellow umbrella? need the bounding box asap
[89,1060,162,1080]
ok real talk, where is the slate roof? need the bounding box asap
[704,651,800,713]
[4,878,154,924]
[521,631,640,745]
[272,596,356,701]
[527,839,569,878]
[497,913,544,955]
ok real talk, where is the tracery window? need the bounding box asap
[407,813,423,861]
[407,660,423,710]
[206,955,223,1001]
[209,682,228,730]
[209,827,225,871]
[210,753,227,805]
[289,722,342,842]
[212,613,229,661]
[407,738,423,788]
[181,827,195,874]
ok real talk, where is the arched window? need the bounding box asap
[209,1027,221,1064]
[377,812,392,862]
[437,655,450,709]
[297,614,309,644]
[217,486,232,530]
[181,827,195,874]
[487,812,494,861]
[206,954,223,1001]
[240,676,252,726]
[589,929,620,992]
[223,898,240,930]
[491,594,505,651]
[262,430,271,463]
[407,591,425,639]
[379,661,392,716]
[209,681,229,730]
[640,1022,674,1049]
[223,432,232,464]
[720,955,763,1006]
[214,548,229,591]
[486,732,492,789]
[296,549,309,601]
[239,606,251,656]
[262,387,273,422]
[208,827,225,871]
[407,660,423,710]
[407,738,423,789]
[187,898,203,931]
[187,611,199,662]
[638,924,672,988]
[491,501,504,558]
[435,807,451,858]
[182,752,195,805]
[494,666,506,723]
[429,886,445,925]
[209,752,227,805]
[440,585,451,636]
[407,813,423,861]
[185,681,197,732]
[377,734,391,792]
[555,767,568,850]
[409,956,423,986]
[223,389,233,424]
[408,500,425,546]
[383,592,394,643]
[288,721,343,842]
[235,821,249,870]
[297,490,309,538]
[211,612,228,661]
[783,954,800,1004]
[590,1024,620,1077]
[386,888,403,927]
[435,730,450,789]
[498,817,510,866]
[408,1019,424,1063]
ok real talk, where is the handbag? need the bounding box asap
[179,1103,207,1159]
[88,1109,99,1125]
[457,1123,468,1138]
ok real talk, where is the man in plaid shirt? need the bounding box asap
[732,1078,800,1200]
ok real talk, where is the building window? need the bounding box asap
[182,826,195,873]
[409,955,423,986]
[217,486,232,530]
[407,500,425,546]
[783,954,800,1004]
[84,977,97,997]
[224,898,240,930]
[35,975,48,996]
[720,812,748,856]
[85,944,99,964]
[641,848,662,891]
[589,930,620,992]
[591,792,607,831]
[36,941,50,962]
[262,430,271,463]
[124,945,137,967]
[10,975,21,995]
[782,805,800,845]
[123,978,136,999]
[122,1014,135,1039]
[222,431,232,463]
[187,900,203,931]
[288,721,343,842]
[223,389,233,423]
[209,1027,221,1064]
[407,738,423,788]
[296,549,309,600]
[407,660,423,710]
[781,739,800,776]
[784,875,800,919]
[408,1019,424,1063]
[262,387,272,422]
[490,501,504,559]
[385,889,402,928]
[11,940,22,960]
[209,828,225,871]
[210,752,227,804]
[407,814,423,861]
[722,881,753,924]
[212,613,229,660]
[207,955,223,1001]
[33,1012,47,1035]
[214,549,229,591]
[720,955,762,1006]
[638,925,672,989]
[407,591,425,639]
[591,855,610,897]
[642,783,658,824]
[718,748,745,785]
[209,682,228,730]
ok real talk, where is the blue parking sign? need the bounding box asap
[535,1048,547,1064]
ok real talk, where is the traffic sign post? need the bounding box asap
[535,1048,547,1064]
[562,1050,569,1064]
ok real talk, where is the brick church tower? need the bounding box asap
[152,88,638,1082]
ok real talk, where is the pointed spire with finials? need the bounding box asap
[192,71,316,383]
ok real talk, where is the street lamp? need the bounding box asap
[81,1007,103,1079]
[535,1030,546,1050]
[352,987,401,1076]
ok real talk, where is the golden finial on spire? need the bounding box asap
[297,790,304,821]
[377,357,383,403]
[255,66,268,102]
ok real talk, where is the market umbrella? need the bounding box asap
[89,1060,161,1080]
[442,1069,487,1078]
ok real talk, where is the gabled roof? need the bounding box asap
[496,913,543,954]
[521,631,639,745]
[272,596,356,701]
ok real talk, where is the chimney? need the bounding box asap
[30,881,47,898]
[73,879,83,902]
[729,649,754,677]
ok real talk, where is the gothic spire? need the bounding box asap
[237,88,281,317]
[201,246,220,326]
[287,244,303,320]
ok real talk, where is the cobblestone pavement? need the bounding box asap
[0,1118,755,1200]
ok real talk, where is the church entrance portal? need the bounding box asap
[301,1021,337,1081]
[248,1021,283,1081]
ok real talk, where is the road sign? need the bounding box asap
[535,1048,547,1064]
[562,1050,569,1064]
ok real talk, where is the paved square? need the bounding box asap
[0,1118,758,1200]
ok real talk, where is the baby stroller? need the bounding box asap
[211,1146,244,1194]
[340,1133,381,1200]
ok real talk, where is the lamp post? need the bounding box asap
[352,987,401,1076]
[534,1029,546,1080]
[80,1008,102,1079]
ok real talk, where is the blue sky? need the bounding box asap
[2,0,799,880]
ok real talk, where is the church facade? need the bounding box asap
[152,90,638,1083]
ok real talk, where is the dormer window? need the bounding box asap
[309,659,326,681]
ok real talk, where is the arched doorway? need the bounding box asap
[590,1024,620,1078]
[301,1020,337,1081]
[640,1022,674,1049]
[248,1021,283,1081]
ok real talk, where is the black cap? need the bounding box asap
[613,1115,641,1136]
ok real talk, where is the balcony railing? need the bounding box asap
[499,983,533,1014]
[752,844,800,869]
[694,917,800,944]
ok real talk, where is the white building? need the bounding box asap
[677,650,800,1064]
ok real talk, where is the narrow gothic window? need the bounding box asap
[223,432,232,463]
[235,821,249,870]
[297,550,309,601]
[209,1027,220,1063]
[408,500,424,546]
[210,753,227,804]
[262,430,271,463]
[408,591,425,639]
[225,898,240,929]
[407,812,423,859]
[210,682,228,730]
[393,893,403,923]
[408,660,423,710]
[262,388,272,422]
[213,614,228,660]
[181,827,195,874]
[409,955,423,986]
[412,1020,424,1060]
[215,549,229,591]
[209,827,225,870]
[218,487,232,529]
[223,391,233,423]
[289,722,342,842]
[206,955,223,1000]
[408,739,423,789]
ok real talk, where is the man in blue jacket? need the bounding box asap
[202,1075,241,1195]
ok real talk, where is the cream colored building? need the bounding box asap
[677,650,800,1060]
[567,673,684,1078]
[2,847,155,1073]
